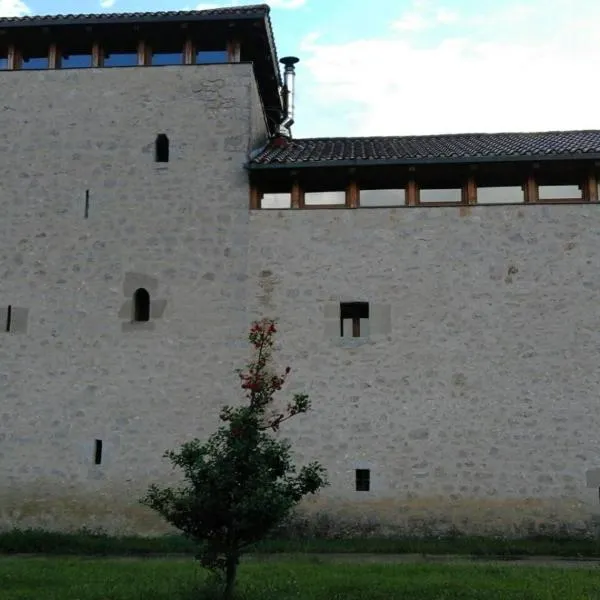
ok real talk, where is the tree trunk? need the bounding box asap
[222,553,239,600]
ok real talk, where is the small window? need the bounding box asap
[133,288,150,322]
[5,305,12,332]
[94,439,103,465]
[360,189,404,207]
[62,53,93,69]
[196,49,228,64]
[538,185,582,200]
[305,191,345,206]
[155,134,169,163]
[22,54,49,70]
[477,185,524,204]
[419,188,462,203]
[340,302,369,338]
[356,469,370,492]
[262,193,291,209]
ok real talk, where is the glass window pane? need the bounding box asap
[477,186,524,204]
[538,185,581,199]
[360,189,404,207]
[196,50,228,64]
[420,188,461,203]
[22,56,49,70]
[262,193,290,209]
[305,191,345,206]
[0,57,8,70]
[104,52,138,67]
[62,54,92,68]
[152,52,183,66]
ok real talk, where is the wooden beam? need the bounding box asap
[137,40,150,66]
[406,179,418,206]
[291,181,303,209]
[585,172,598,202]
[48,43,60,69]
[227,39,241,63]
[346,180,359,208]
[249,185,261,209]
[463,175,477,205]
[92,42,103,67]
[524,173,538,203]
[183,39,194,65]
[8,45,21,70]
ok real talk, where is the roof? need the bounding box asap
[248,130,600,169]
[0,5,270,27]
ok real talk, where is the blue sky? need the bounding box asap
[3,0,600,138]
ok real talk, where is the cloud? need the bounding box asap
[0,0,30,17]
[194,0,305,9]
[392,1,459,32]
[296,2,600,137]
[100,0,116,8]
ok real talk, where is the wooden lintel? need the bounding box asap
[464,175,477,205]
[346,180,359,208]
[406,179,418,206]
[585,172,598,202]
[524,173,538,203]
[227,39,241,63]
[183,39,194,65]
[291,181,303,209]
[92,42,103,67]
[48,43,60,69]
[249,185,261,209]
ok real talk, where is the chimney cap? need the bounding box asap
[280,56,300,67]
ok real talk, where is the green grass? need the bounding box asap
[2,528,600,558]
[2,556,600,599]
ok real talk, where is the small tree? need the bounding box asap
[141,319,327,599]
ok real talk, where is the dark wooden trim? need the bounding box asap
[249,185,261,209]
[291,181,303,209]
[48,43,60,69]
[464,175,477,205]
[183,39,194,64]
[92,42,103,67]
[585,172,598,202]
[346,180,359,208]
[406,179,418,206]
[137,40,151,65]
[227,39,241,63]
[8,45,21,69]
[524,174,538,203]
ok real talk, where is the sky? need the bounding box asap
[2,0,600,138]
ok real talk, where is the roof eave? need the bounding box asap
[246,152,600,170]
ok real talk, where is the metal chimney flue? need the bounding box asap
[278,56,299,139]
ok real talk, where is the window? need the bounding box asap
[340,302,369,338]
[477,185,524,204]
[262,193,291,209]
[305,191,345,206]
[355,469,370,492]
[538,185,582,200]
[5,305,12,332]
[419,188,462,203]
[151,51,183,66]
[62,53,93,68]
[94,439,103,465]
[155,134,169,163]
[360,189,404,207]
[22,54,49,70]
[0,55,8,70]
[196,50,228,64]
[133,288,150,322]
[104,51,138,67]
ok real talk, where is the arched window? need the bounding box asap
[155,134,169,163]
[133,288,150,322]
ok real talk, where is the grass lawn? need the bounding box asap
[2,557,600,600]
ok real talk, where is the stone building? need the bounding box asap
[2,3,600,536]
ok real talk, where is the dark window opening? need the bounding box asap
[155,134,169,163]
[62,53,93,68]
[356,469,370,492]
[104,51,137,67]
[5,305,12,332]
[22,55,49,70]
[94,439,103,465]
[133,288,150,322]
[340,302,369,338]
